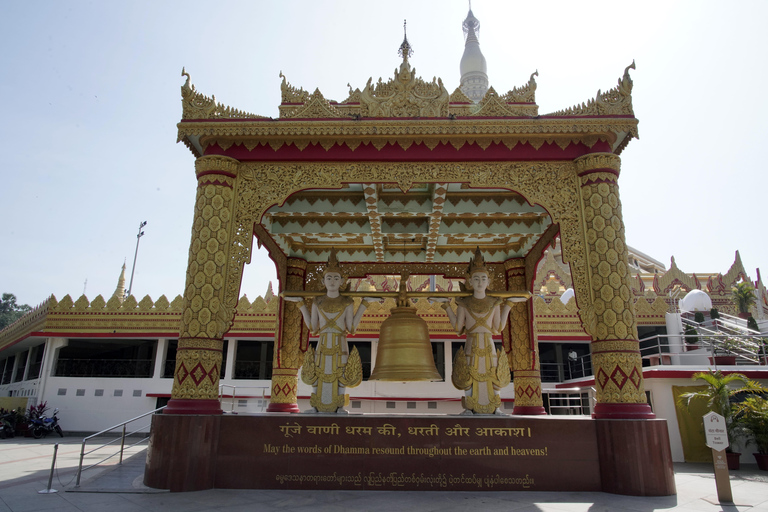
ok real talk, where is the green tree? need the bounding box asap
[0,293,31,330]
[732,282,757,315]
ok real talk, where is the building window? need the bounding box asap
[13,351,28,383]
[54,339,156,378]
[407,402,416,409]
[2,356,16,384]
[234,340,274,380]
[26,345,45,380]
[427,402,437,409]
[432,342,445,381]
[162,340,177,378]
[386,401,396,409]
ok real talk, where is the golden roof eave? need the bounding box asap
[177,116,639,157]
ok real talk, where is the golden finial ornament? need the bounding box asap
[322,247,343,276]
[466,246,488,276]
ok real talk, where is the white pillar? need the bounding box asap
[225,339,237,380]
[153,338,168,379]
[666,313,683,365]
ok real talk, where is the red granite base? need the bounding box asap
[144,414,675,495]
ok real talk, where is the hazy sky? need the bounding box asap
[2,1,767,307]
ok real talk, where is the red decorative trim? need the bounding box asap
[643,369,768,379]
[146,393,172,398]
[163,398,223,415]
[592,403,655,420]
[538,335,592,341]
[266,402,301,413]
[577,168,620,179]
[512,405,547,415]
[177,346,222,352]
[197,179,233,188]
[29,332,178,339]
[204,140,613,162]
[196,170,237,179]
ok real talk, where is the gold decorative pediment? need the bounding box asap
[180,68,264,120]
[359,60,449,118]
[281,89,347,119]
[547,61,636,118]
[502,71,538,104]
[469,87,538,117]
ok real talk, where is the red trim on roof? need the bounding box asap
[538,336,592,341]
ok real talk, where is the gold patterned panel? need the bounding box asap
[590,339,646,404]
[172,339,223,400]
[270,368,299,405]
[513,373,543,408]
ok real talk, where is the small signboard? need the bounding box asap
[702,411,733,503]
[703,411,729,451]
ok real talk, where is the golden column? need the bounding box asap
[165,156,244,415]
[505,260,546,415]
[575,153,654,419]
[266,257,308,412]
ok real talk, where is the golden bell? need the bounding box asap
[369,306,442,381]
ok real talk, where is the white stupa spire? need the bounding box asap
[460,2,489,103]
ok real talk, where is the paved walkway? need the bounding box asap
[1,436,767,512]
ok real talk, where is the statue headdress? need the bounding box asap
[323,247,343,276]
[466,247,488,276]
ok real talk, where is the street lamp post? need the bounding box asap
[126,221,147,298]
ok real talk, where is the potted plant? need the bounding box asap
[694,311,705,324]
[732,282,757,320]
[684,325,699,351]
[677,371,768,470]
[748,316,759,332]
[710,336,741,366]
[733,395,768,470]
[710,308,720,319]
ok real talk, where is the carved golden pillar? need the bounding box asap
[505,260,546,415]
[166,156,246,415]
[266,258,308,412]
[575,153,653,419]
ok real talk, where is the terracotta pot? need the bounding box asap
[755,453,768,471]
[726,451,741,470]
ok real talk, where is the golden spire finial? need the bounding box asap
[323,247,343,276]
[467,246,488,276]
[112,262,127,303]
[398,19,413,60]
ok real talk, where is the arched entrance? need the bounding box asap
[147,58,673,495]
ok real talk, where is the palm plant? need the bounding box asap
[732,282,757,315]
[677,371,768,448]
[733,396,768,454]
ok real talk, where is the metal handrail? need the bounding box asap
[639,332,764,364]
[74,405,166,487]
[219,384,269,413]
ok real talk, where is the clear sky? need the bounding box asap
[2,1,767,307]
